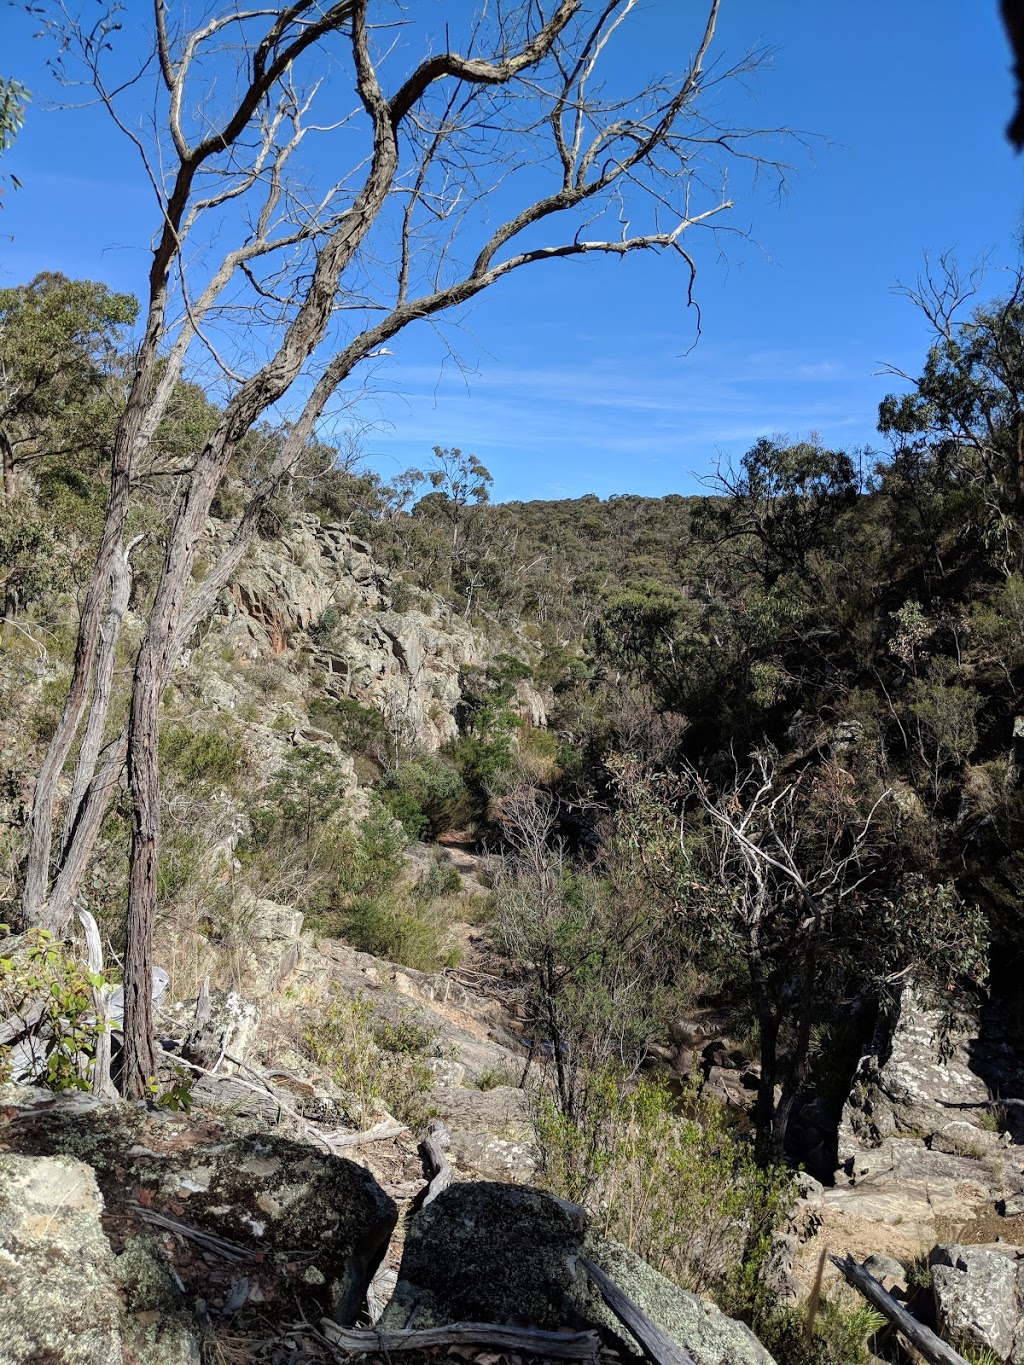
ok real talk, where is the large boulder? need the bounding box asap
[0,1152,199,1365]
[839,988,994,1162]
[931,1243,1024,1363]
[582,1238,777,1365]
[379,1182,587,1329]
[380,1183,777,1365]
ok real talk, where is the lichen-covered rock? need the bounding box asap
[839,989,995,1163]
[380,1182,587,1329]
[0,1153,198,1365]
[430,1084,536,1182]
[581,1238,777,1365]
[156,1133,398,1324]
[931,1243,1024,1363]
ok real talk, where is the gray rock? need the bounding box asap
[0,1152,199,1365]
[161,1133,398,1325]
[839,988,995,1163]
[380,1181,587,1330]
[862,1253,907,1292]
[380,1185,777,1365]
[931,1243,1024,1363]
[929,1120,996,1158]
[181,989,261,1073]
[582,1238,777,1365]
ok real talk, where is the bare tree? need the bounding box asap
[495,785,667,1122]
[17,0,790,1095]
[681,753,889,1160]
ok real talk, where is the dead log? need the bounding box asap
[580,1257,697,1365]
[420,1118,453,1205]
[829,1255,971,1365]
[318,1319,600,1359]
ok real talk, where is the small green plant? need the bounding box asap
[476,1064,522,1091]
[152,1066,196,1113]
[757,1299,886,1365]
[0,926,108,1091]
[302,991,440,1128]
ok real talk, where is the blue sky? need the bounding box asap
[2,2,1023,502]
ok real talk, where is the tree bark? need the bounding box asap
[121,649,161,1097]
[0,427,15,500]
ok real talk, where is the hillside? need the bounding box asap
[4,269,1024,1364]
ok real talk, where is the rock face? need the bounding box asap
[838,988,995,1161]
[0,1151,198,1365]
[220,515,490,750]
[931,1243,1024,1364]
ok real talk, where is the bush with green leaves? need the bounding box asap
[379,752,466,836]
[159,721,246,791]
[0,926,108,1091]
[755,1300,885,1365]
[302,990,442,1128]
[534,1069,792,1308]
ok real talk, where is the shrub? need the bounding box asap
[756,1301,885,1365]
[307,694,387,757]
[0,927,109,1091]
[302,991,441,1128]
[380,753,467,836]
[534,1070,793,1307]
[159,722,246,790]
[342,890,458,972]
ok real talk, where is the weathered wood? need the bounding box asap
[78,907,116,1099]
[128,1202,251,1262]
[829,1255,971,1365]
[420,1117,453,1205]
[580,1257,697,1365]
[172,1053,407,1153]
[318,1319,600,1359]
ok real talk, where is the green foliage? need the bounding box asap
[302,991,442,1128]
[534,1070,793,1307]
[342,889,458,972]
[755,1299,885,1365]
[380,753,466,836]
[158,722,246,791]
[0,927,108,1091]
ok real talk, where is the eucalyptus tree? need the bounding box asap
[18,0,792,1096]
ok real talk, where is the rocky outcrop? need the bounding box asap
[381,1182,778,1365]
[839,988,997,1160]
[216,515,494,751]
[0,1094,401,1361]
[787,987,1024,1301]
[931,1243,1024,1364]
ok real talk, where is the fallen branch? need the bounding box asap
[325,1117,407,1150]
[938,1097,1024,1110]
[420,1118,453,1205]
[829,1255,970,1365]
[128,1202,252,1262]
[581,1257,697,1365]
[318,1319,600,1359]
[171,1054,407,1153]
